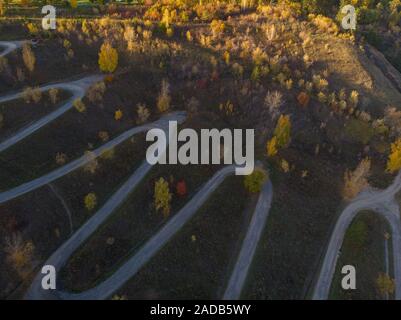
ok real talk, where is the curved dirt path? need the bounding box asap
[26,164,240,299]
[313,170,401,300]
[223,178,273,300]
[48,183,74,235]
[0,40,29,57]
[0,74,103,153]
[0,111,186,205]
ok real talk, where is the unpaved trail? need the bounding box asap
[0,75,103,153]
[313,170,401,300]
[0,111,186,205]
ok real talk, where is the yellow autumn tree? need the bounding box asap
[98,42,118,73]
[22,43,35,73]
[154,177,172,218]
[84,192,97,211]
[70,0,77,8]
[114,109,123,120]
[387,138,401,173]
[266,136,278,157]
[274,114,291,148]
[0,0,7,16]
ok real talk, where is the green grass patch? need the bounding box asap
[329,211,393,300]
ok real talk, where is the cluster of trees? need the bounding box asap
[287,0,400,24]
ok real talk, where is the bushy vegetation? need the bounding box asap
[244,169,268,193]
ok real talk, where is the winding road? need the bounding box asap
[0,40,275,299]
[313,170,401,300]
[25,163,273,300]
[0,75,103,153]
[0,111,186,205]
[26,165,236,299]
[224,178,273,299]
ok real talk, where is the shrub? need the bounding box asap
[70,0,77,9]
[83,151,99,174]
[98,42,118,73]
[166,27,174,37]
[281,159,290,173]
[376,273,395,298]
[26,22,38,35]
[384,106,401,137]
[252,47,268,65]
[267,136,278,157]
[22,44,35,73]
[0,56,8,73]
[154,177,172,218]
[84,193,97,211]
[223,51,230,65]
[101,147,115,160]
[343,157,371,200]
[73,98,86,112]
[136,104,150,124]
[186,30,193,42]
[22,87,33,103]
[157,79,171,113]
[274,114,291,148]
[210,19,225,37]
[0,0,6,16]
[297,92,310,107]
[387,138,401,173]
[22,87,41,104]
[98,131,109,142]
[32,87,42,103]
[114,109,123,120]
[301,0,336,15]
[265,91,283,119]
[55,152,67,165]
[349,90,359,108]
[176,180,187,197]
[4,233,35,279]
[244,169,268,193]
[231,62,244,78]
[311,14,339,34]
[49,88,59,104]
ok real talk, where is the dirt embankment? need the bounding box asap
[306,34,401,114]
